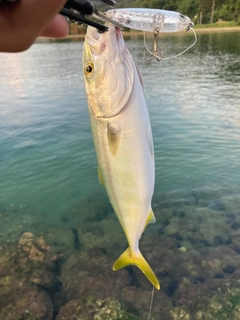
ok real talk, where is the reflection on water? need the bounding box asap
[0,31,240,319]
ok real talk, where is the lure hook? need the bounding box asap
[144,23,197,62]
[144,28,163,62]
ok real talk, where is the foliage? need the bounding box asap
[114,0,240,24]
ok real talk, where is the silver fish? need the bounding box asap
[83,25,160,290]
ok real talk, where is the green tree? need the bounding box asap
[177,0,198,17]
[217,0,240,21]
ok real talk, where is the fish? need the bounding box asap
[82,24,160,290]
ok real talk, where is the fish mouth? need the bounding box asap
[86,26,102,42]
[85,25,125,58]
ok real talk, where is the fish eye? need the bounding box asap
[180,14,186,20]
[85,62,94,76]
[86,65,93,73]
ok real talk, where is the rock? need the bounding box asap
[56,297,138,320]
[60,193,113,226]
[219,194,240,213]
[60,251,132,302]
[18,232,51,262]
[231,221,240,230]
[193,277,204,285]
[56,299,84,320]
[230,238,240,254]
[223,265,236,275]
[0,275,22,309]
[121,286,172,319]
[170,306,190,320]
[77,217,126,259]
[165,279,179,297]
[0,286,53,320]
[2,186,240,319]
[93,298,131,320]
[214,273,224,279]
[154,189,196,209]
[25,226,75,260]
[0,232,65,317]
[208,199,225,211]
[0,243,16,277]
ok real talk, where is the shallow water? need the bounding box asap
[0,31,240,319]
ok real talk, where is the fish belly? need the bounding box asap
[90,74,154,251]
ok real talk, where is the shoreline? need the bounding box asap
[124,26,240,35]
[193,26,240,33]
[36,26,240,43]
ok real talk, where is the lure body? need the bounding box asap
[106,8,193,33]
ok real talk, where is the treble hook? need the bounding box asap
[144,27,163,62]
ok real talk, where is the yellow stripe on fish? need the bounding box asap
[83,24,160,290]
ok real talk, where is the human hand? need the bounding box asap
[0,0,69,52]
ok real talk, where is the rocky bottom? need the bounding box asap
[1,186,240,319]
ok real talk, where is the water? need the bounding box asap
[0,31,240,319]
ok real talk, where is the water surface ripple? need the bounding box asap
[0,32,239,219]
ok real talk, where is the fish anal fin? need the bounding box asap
[107,123,121,157]
[112,247,160,290]
[145,209,156,228]
[98,166,105,186]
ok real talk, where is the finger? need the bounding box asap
[40,14,69,38]
[0,0,67,52]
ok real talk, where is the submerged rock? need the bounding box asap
[56,297,138,320]
[0,285,53,320]
[0,232,65,319]
[1,187,240,319]
[223,265,236,275]
[60,193,113,226]
[60,250,132,302]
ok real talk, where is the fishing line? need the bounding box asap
[143,27,197,61]
[143,234,155,320]
[148,287,155,320]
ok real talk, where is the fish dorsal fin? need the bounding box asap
[98,166,105,186]
[107,123,121,157]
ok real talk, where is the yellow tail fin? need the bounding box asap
[112,248,160,290]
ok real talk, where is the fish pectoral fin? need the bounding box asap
[98,166,105,186]
[107,123,121,157]
[145,209,156,227]
[112,247,160,290]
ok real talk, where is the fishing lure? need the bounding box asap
[105,8,196,61]
[106,8,194,33]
